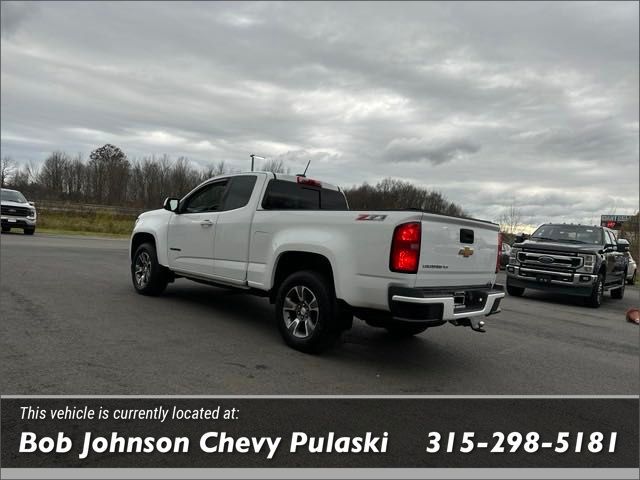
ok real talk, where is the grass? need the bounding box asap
[35,228,130,239]
[35,210,136,237]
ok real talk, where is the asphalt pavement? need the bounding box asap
[1,232,638,395]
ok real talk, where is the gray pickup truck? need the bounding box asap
[506,223,629,307]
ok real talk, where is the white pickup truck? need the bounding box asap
[130,172,504,352]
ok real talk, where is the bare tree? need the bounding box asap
[88,144,129,204]
[344,178,466,217]
[262,158,289,174]
[201,160,230,180]
[38,151,69,195]
[1,156,16,187]
[620,212,639,259]
[496,203,522,234]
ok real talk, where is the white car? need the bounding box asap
[626,253,637,285]
[129,172,504,352]
[1,188,37,235]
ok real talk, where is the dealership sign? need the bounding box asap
[600,214,632,229]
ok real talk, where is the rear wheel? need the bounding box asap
[275,270,341,353]
[131,242,169,296]
[585,274,604,308]
[611,274,626,299]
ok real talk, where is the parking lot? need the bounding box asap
[1,233,638,395]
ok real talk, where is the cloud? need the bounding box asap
[385,137,481,165]
[0,1,637,225]
[0,2,38,38]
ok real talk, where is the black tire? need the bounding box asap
[275,270,341,353]
[1,226,10,233]
[385,321,429,337]
[131,242,169,296]
[611,274,625,299]
[506,280,525,297]
[23,228,35,235]
[585,274,604,308]
[628,270,636,285]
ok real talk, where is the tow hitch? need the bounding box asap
[450,317,486,333]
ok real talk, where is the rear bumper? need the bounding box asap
[389,284,505,327]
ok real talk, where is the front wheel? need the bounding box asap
[24,227,35,235]
[628,270,636,285]
[275,270,341,353]
[131,242,169,296]
[506,280,525,297]
[1,226,10,233]
[585,274,604,308]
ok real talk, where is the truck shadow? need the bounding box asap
[154,281,465,373]
[510,290,632,311]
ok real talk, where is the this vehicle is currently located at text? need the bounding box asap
[129,172,505,352]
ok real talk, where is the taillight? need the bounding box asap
[390,222,421,273]
[496,233,503,273]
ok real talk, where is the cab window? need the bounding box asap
[181,181,228,213]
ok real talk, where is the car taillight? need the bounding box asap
[496,233,503,273]
[390,222,421,273]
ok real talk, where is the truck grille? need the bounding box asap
[517,250,582,272]
[1,205,31,217]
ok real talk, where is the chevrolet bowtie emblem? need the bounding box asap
[458,246,474,257]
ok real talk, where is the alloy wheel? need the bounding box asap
[282,285,320,339]
[134,251,152,288]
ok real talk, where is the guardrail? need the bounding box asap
[33,200,142,216]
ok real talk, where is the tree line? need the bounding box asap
[1,144,465,216]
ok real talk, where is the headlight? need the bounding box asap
[27,209,36,218]
[509,248,521,265]
[577,254,596,273]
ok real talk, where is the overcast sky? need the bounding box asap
[1,1,638,226]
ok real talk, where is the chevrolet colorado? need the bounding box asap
[506,223,629,307]
[130,172,504,352]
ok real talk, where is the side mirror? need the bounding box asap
[617,239,630,252]
[515,233,528,243]
[163,197,179,212]
[28,201,35,206]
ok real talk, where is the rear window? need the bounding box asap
[261,179,348,210]
[321,188,349,209]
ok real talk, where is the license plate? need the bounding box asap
[8,218,16,223]
[537,274,551,284]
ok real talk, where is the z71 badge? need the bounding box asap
[356,214,387,221]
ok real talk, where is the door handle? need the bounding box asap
[200,219,213,227]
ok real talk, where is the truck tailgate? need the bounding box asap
[415,213,500,288]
